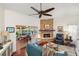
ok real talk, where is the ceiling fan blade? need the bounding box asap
[31,7,39,13]
[43,7,55,13]
[43,14,52,16]
[39,14,42,18]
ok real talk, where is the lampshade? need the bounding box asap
[1,31,9,36]
[64,31,69,39]
[0,31,9,43]
[64,31,69,35]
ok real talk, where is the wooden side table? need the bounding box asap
[39,41,48,46]
[64,41,70,45]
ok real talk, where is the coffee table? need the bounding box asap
[46,42,76,56]
[47,42,58,50]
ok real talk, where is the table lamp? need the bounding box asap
[1,31,9,44]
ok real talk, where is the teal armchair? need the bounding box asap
[27,43,43,56]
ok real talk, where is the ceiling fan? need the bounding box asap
[30,3,55,18]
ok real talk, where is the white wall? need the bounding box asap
[0,7,4,43]
[77,25,79,39]
[4,9,40,52]
[0,7,4,31]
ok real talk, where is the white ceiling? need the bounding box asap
[0,3,79,15]
[0,3,79,24]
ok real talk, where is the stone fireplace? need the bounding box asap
[40,19,54,40]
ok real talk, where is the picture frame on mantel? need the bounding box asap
[57,26,63,32]
[6,27,15,33]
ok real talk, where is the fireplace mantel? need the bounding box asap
[40,29,55,32]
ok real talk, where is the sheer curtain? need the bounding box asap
[66,25,77,41]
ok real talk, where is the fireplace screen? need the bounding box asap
[43,34,50,38]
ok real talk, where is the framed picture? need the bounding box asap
[6,27,15,33]
[45,24,50,29]
[57,26,63,32]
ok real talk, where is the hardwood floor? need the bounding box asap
[16,38,27,50]
[12,47,26,56]
[12,38,28,56]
